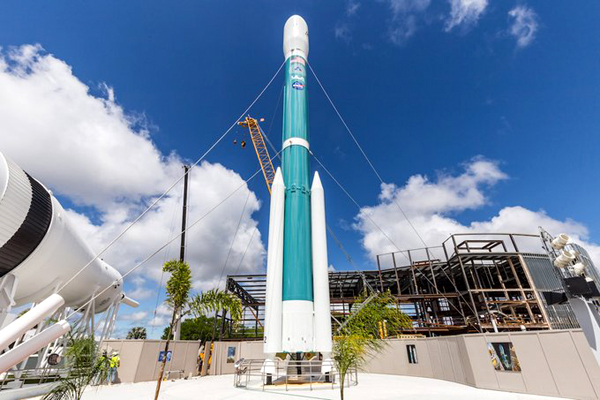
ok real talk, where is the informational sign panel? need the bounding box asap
[487,342,521,371]
[158,350,172,362]
[227,346,236,363]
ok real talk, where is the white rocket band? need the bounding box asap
[282,137,310,152]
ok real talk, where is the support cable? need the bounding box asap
[307,61,429,250]
[309,150,479,331]
[217,191,251,288]
[307,61,481,331]
[57,60,286,295]
[64,166,265,322]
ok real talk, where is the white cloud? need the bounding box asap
[508,5,538,48]
[445,0,488,32]
[119,311,148,323]
[354,158,600,270]
[0,45,266,333]
[383,0,431,45]
[335,23,352,43]
[148,304,172,328]
[346,0,361,16]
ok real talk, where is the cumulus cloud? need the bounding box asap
[335,23,352,43]
[383,0,431,45]
[354,158,600,270]
[0,45,265,334]
[508,5,538,48]
[119,311,148,323]
[346,0,361,16]
[445,0,488,32]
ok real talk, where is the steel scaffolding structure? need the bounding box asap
[225,233,583,339]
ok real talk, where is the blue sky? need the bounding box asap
[1,0,599,337]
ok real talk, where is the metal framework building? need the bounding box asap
[225,233,588,339]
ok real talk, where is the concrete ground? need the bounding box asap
[78,374,569,400]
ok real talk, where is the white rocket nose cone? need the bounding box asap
[283,15,309,60]
[0,152,9,200]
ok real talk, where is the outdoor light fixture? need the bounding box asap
[554,250,576,268]
[551,233,570,250]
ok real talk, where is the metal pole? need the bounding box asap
[179,165,189,263]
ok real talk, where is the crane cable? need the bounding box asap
[57,59,286,296]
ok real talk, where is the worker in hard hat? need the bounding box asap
[108,351,120,385]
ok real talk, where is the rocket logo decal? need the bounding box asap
[292,81,304,90]
[290,56,306,65]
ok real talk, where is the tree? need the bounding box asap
[126,327,147,340]
[188,288,243,375]
[333,290,411,400]
[161,316,217,341]
[43,335,108,400]
[154,259,192,400]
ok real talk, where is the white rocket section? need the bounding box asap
[0,152,123,312]
[263,168,285,354]
[0,293,64,352]
[0,319,70,373]
[283,15,309,60]
[282,300,314,352]
[0,157,32,248]
[310,172,332,353]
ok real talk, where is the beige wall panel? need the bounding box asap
[456,336,475,386]
[438,339,455,382]
[168,342,186,373]
[462,335,499,390]
[140,341,163,382]
[416,340,434,378]
[508,332,559,397]
[426,339,444,379]
[215,342,240,375]
[115,340,144,384]
[239,341,266,361]
[540,331,598,400]
[571,330,600,398]
[362,340,400,374]
[446,337,466,384]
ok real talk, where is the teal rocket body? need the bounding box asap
[281,55,313,302]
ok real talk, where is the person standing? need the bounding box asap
[109,351,120,384]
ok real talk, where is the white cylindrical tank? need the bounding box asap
[0,319,70,373]
[0,152,123,312]
[310,172,332,353]
[283,15,309,60]
[0,293,64,351]
[263,168,285,354]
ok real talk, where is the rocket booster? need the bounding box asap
[263,15,332,356]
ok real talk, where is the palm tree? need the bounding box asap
[188,288,242,375]
[333,290,411,400]
[43,334,108,400]
[126,327,147,339]
[153,259,192,400]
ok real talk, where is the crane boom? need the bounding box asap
[238,116,276,193]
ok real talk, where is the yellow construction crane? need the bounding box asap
[237,116,276,194]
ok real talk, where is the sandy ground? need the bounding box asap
[78,374,568,400]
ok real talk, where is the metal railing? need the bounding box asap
[234,358,357,391]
